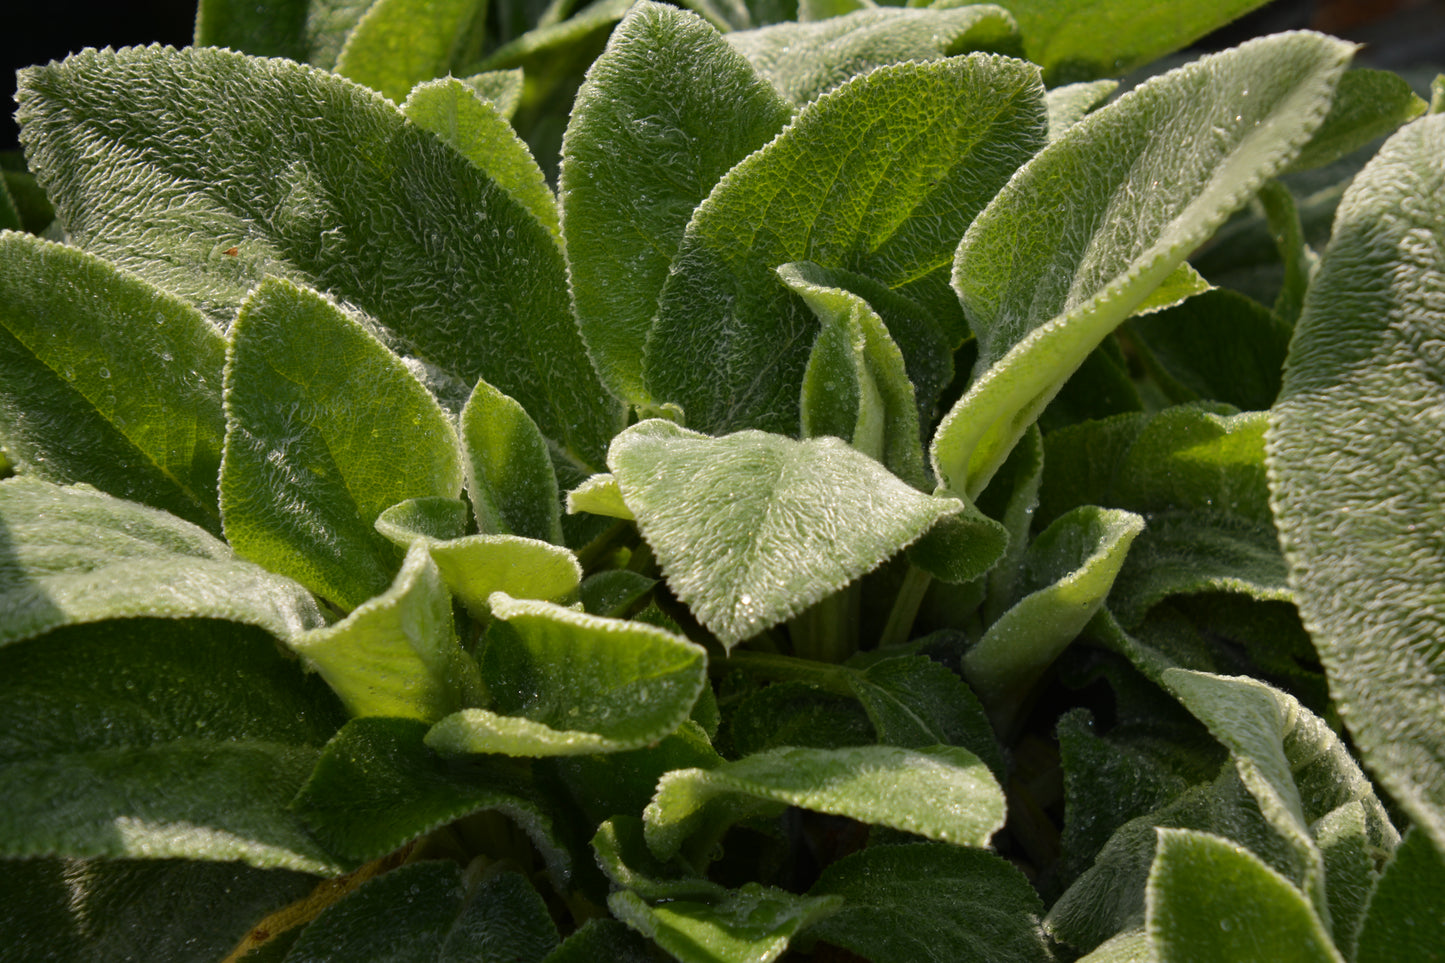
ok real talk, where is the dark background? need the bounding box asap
[3,0,1443,154]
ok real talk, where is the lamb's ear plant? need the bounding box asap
[3,0,1443,959]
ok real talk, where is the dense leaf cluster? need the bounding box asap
[1,0,1443,960]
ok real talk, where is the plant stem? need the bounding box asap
[878,564,932,649]
[787,583,859,663]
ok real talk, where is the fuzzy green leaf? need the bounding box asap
[0,618,345,873]
[805,843,1051,963]
[1288,68,1427,173]
[1045,79,1117,141]
[847,655,1005,776]
[559,0,794,405]
[0,856,317,963]
[1355,827,1445,963]
[0,477,325,648]
[1163,670,1398,932]
[1003,0,1275,84]
[609,419,962,647]
[963,506,1143,720]
[194,0,373,68]
[402,77,560,239]
[335,0,489,103]
[543,919,657,963]
[786,261,928,488]
[292,717,569,878]
[0,232,227,531]
[16,44,621,466]
[282,861,560,962]
[566,473,635,520]
[220,277,463,610]
[1147,828,1343,963]
[1267,113,1445,854]
[426,594,706,756]
[288,542,485,721]
[611,886,841,963]
[934,32,1353,498]
[645,54,1046,434]
[644,744,1004,861]
[725,5,1021,106]
[460,376,565,545]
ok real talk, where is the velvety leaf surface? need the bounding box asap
[1354,827,1445,963]
[725,5,1021,106]
[0,618,346,873]
[0,856,317,963]
[543,918,658,963]
[16,44,621,466]
[0,231,227,531]
[282,861,560,962]
[402,78,560,239]
[846,655,1004,776]
[1266,112,1445,853]
[1074,930,1153,963]
[549,722,723,829]
[195,0,373,67]
[426,594,706,755]
[1287,68,1426,173]
[292,717,569,878]
[460,376,564,545]
[1045,79,1117,141]
[644,744,1004,861]
[0,477,325,647]
[728,682,877,755]
[608,420,962,647]
[559,0,794,405]
[645,54,1046,434]
[335,0,488,103]
[1163,670,1398,929]
[566,472,634,520]
[289,543,485,721]
[1047,766,1297,953]
[805,843,1051,963]
[934,32,1353,498]
[963,506,1143,721]
[1128,288,1290,411]
[1146,828,1342,963]
[1003,0,1274,84]
[220,277,463,610]
[611,885,840,963]
[785,261,928,488]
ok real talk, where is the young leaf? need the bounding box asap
[1354,827,1445,963]
[281,861,560,962]
[425,593,706,756]
[610,885,841,963]
[1267,113,1445,854]
[402,77,560,239]
[1286,68,1427,173]
[725,5,1021,106]
[16,44,621,466]
[0,618,345,874]
[460,376,565,545]
[729,682,877,754]
[962,506,1143,722]
[335,0,488,103]
[785,261,928,488]
[1162,670,1399,929]
[566,472,635,520]
[805,843,1052,963]
[0,477,325,648]
[934,32,1354,498]
[550,722,723,829]
[1045,79,1117,141]
[608,419,964,647]
[1146,828,1343,963]
[645,54,1046,434]
[559,0,794,405]
[292,717,570,878]
[644,744,1004,862]
[1003,0,1275,84]
[288,542,485,721]
[0,232,227,532]
[220,277,464,610]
